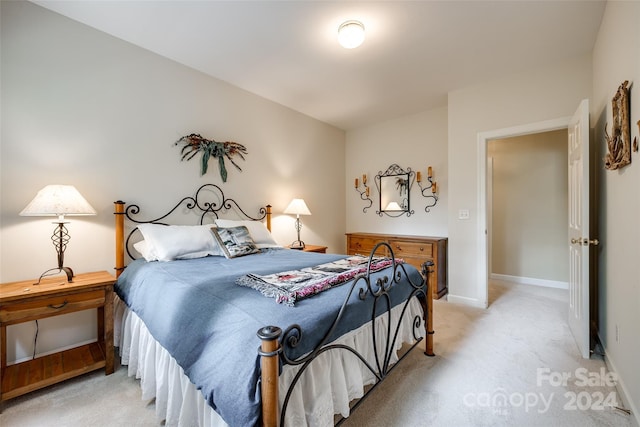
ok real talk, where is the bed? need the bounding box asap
[113,184,434,427]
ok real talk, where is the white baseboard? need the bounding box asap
[446,294,488,308]
[598,333,640,427]
[490,273,568,290]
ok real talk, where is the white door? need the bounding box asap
[568,99,593,359]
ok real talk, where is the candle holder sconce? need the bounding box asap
[416,166,439,213]
[354,174,373,213]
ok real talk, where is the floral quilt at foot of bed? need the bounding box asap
[236,256,403,305]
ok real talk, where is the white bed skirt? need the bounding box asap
[114,297,425,427]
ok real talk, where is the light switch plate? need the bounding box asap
[458,209,470,220]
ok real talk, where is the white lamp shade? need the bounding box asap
[338,20,365,49]
[385,201,403,211]
[284,198,311,216]
[20,185,97,218]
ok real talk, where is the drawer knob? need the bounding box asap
[48,300,68,310]
[420,247,424,251]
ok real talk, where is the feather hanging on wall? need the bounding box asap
[175,133,247,182]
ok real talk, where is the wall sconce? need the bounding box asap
[284,198,311,249]
[416,166,439,212]
[354,174,373,212]
[20,185,97,283]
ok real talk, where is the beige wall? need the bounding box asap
[447,54,592,307]
[345,107,448,238]
[0,2,345,362]
[591,0,640,420]
[489,130,568,283]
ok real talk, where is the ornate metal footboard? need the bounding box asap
[258,242,434,427]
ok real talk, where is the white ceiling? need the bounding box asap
[34,1,606,131]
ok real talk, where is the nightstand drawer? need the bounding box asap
[389,240,433,257]
[0,290,105,324]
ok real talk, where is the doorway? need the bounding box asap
[488,130,569,297]
[477,117,571,307]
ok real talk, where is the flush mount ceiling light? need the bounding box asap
[338,20,365,49]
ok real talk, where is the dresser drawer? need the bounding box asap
[0,290,105,324]
[348,236,387,256]
[389,240,433,258]
[399,256,428,274]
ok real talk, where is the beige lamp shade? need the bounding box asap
[20,185,97,220]
[284,198,311,216]
[384,201,403,211]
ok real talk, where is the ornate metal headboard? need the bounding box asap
[114,183,271,276]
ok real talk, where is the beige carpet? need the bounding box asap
[1,280,634,427]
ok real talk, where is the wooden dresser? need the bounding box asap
[346,232,447,299]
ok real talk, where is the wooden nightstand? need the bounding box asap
[0,271,115,405]
[288,244,327,253]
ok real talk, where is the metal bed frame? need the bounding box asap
[113,184,434,427]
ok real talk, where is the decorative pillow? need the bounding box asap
[136,224,223,262]
[214,219,281,248]
[211,226,260,259]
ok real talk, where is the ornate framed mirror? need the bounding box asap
[375,164,415,217]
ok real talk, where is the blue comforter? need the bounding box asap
[115,248,423,427]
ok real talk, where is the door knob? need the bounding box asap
[570,237,599,246]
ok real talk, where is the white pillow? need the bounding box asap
[214,219,281,248]
[133,240,156,261]
[136,224,223,262]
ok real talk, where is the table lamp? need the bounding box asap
[284,198,311,249]
[20,185,97,283]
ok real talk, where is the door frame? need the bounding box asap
[477,116,571,307]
